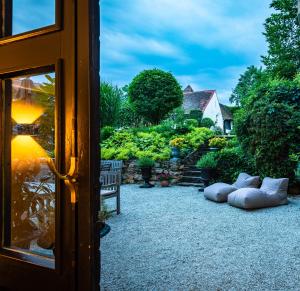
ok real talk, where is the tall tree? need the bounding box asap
[100,81,122,127]
[128,69,183,124]
[230,66,264,106]
[262,0,300,79]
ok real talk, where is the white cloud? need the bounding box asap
[104,0,270,57]
[101,30,190,64]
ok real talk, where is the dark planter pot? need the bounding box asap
[200,167,216,187]
[140,166,154,188]
[171,147,181,161]
[100,222,111,238]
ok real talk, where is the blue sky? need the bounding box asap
[101,0,272,104]
[13,0,55,35]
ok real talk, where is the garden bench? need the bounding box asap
[100,170,121,214]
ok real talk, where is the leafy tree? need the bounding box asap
[100,81,122,127]
[262,0,300,79]
[230,66,264,106]
[128,69,183,124]
[235,86,300,180]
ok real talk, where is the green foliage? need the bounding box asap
[101,130,171,161]
[201,117,215,128]
[101,126,214,161]
[101,126,115,142]
[34,74,55,154]
[128,69,183,124]
[184,127,214,149]
[186,110,203,125]
[100,81,122,127]
[169,137,185,148]
[262,0,300,79]
[214,147,256,183]
[235,98,300,180]
[137,157,155,168]
[184,119,198,129]
[197,152,218,169]
[118,86,145,127]
[208,137,228,148]
[230,66,264,106]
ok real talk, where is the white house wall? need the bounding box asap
[202,92,224,130]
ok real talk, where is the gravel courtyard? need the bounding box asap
[101,185,300,291]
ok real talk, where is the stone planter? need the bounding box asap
[140,166,154,188]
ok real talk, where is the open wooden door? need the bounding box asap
[0,1,100,290]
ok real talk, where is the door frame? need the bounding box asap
[0,0,100,290]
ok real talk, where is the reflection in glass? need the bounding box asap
[10,73,56,258]
[12,0,55,35]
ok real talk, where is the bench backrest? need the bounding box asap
[101,160,123,172]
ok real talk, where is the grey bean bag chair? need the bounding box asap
[204,173,260,203]
[228,177,289,209]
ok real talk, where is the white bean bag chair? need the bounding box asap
[204,173,260,203]
[228,177,289,209]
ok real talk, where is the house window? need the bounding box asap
[224,120,232,131]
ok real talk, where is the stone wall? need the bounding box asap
[122,159,184,184]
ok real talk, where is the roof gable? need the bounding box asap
[219,104,233,120]
[183,90,215,112]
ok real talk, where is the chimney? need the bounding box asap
[183,85,193,93]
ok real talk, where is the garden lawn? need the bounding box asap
[101,185,300,291]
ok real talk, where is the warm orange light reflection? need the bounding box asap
[12,135,48,160]
[11,101,44,124]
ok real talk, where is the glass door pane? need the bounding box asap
[7,72,56,260]
[12,0,56,35]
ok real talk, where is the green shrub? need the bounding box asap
[208,137,228,148]
[201,117,214,128]
[137,157,155,168]
[213,147,256,184]
[187,110,203,125]
[101,126,115,141]
[185,127,214,149]
[184,119,198,129]
[196,152,218,169]
[235,100,300,180]
[101,148,117,160]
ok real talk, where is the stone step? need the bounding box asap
[182,170,203,177]
[180,176,204,183]
[183,166,200,171]
[177,182,204,187]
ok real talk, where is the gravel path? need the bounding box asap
[101,185,300,291]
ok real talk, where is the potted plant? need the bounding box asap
[196,152,217,187]
[169,137,185,161]
[157,170,173,187]
[137,157,155,188]
[99,197,111,238]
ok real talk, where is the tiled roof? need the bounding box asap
[183,90,215,113]
[220,103,233,120]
